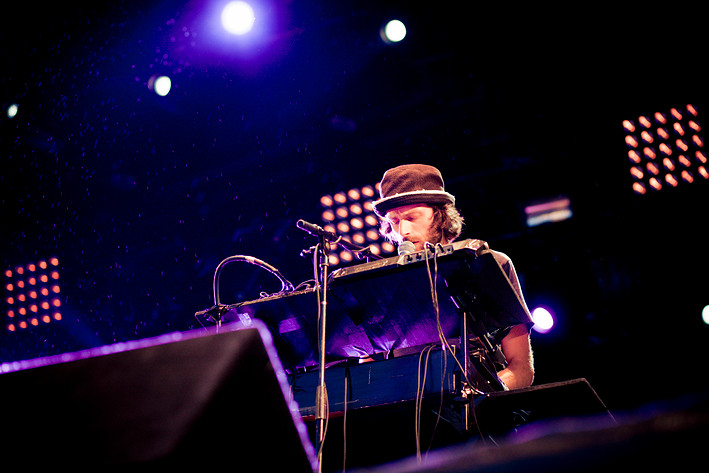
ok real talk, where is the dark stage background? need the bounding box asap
[1,1,707,413]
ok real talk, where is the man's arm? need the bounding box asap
[497,323,534,390]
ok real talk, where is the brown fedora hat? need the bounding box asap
[372,164,455,217]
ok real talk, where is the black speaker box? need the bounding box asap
[0,321,317,469]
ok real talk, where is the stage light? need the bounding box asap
[3,258,62,333]
[153,76,172,96]
[221,1,256,35]
[623,103,705,194]
[381,19,407,43]
[524,197,572,228]
[6,103,18,119]
[319,184,394,265]
[531,307,555,334]
[702,305,709,325]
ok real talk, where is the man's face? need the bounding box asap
[384,204,441,251]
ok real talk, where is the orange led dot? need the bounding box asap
[622,119,636,132]
[363,201,373,211]
[352,233,365,244]
[336,222,350,233]
[53,312,62,321]
[361,185,375,197]
[679,155,691,167]
[335,207,348,219]
[29,290,37,299]
[17,294,25,302]
[639,116,652,128]
[28,277,36,285]
[50,271,59,280]
[323,224,336,234]
[671,108,683,120]
[676,139,689,152]
[333,192,347,204]
[17,281,24,288]
[699,166,709,179]
[673,123,685,136]
[320,195,334,207]
[697,151,708,164]
[41,301,50,310]
[16,267,24,275]
[641,130,654,144]
[657,127,669,140]
[4,270,11,278]
[681,170,694,183]
[663,158,675,171]
[42,315,51,324]
[40,275,48,283]
[349,203,362,215]
[628,150,642,163]
[29,304,38,313]
[649,177,662,190]
[665,174,678,187]
[328,254,339,266]
[52,299,61,307]
[7,310,14,318]
[692,135,704,147]
[5,283,13,291]
[339,251,353,262]
[19,321,27,329]
[382,242,395,253]
[630,166,644,179]
[689,120,701,132]
[30,318,38,326]
[646,162,659,175]
[18,308,26,316]
[366,229,380,241]
[654,112,667,124]
[49,258,59,266]
[632,182,647,194]
[6,297,13,305]
[625,135,639,148]
[347,188,361,201]
[41,288,49,296]
[27,264,35,272]
[364,215,378,226]
[7,324,15,332]
[659,143,672,156]
[687,104,698,116]
[350,218,364,229]
[38,261,47,270]
[322,209,335,221]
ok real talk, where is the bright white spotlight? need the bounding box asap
[382,19,406,43]
[153,76,172,96]
[6,103,18,119]
[702,305,709,325]
[221,1,256,35]
[531,307,555,334]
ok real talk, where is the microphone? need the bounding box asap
[296,219,337,240]
[397,240,416,255]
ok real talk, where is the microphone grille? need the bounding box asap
[397,241,416,256]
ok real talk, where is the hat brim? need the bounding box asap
[372,190,455,217]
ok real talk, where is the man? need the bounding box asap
[372,164,534,390]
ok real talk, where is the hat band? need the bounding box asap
[372,189,455,216]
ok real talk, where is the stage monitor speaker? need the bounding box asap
[473,378,615,439]
[0,321,317,470]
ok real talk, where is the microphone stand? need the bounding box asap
[296,220,333,472]
[296,219,383,471]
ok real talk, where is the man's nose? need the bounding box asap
[397,220,412,236]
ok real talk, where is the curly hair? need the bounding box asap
[379,203,464,245]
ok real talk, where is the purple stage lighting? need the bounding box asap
[531,307,554,334]
[221,1,256,35]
